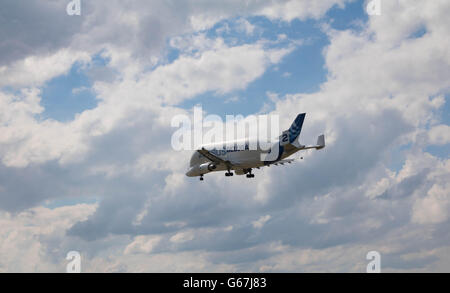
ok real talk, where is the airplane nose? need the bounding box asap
[186,168,195,177]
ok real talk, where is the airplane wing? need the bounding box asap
[274,159,295,165]
[259,158,295,169]
[198,148,234,167]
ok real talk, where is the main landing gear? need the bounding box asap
[200,175,204,181]
[225,170,234,177]
[245,169,255,178]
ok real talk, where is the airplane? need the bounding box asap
[186,113,325,181]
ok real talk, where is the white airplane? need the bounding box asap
[186,113,325,181]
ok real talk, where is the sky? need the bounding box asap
[0,0,449,272]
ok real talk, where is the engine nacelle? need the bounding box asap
[199,163,217,172]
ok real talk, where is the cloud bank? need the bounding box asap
[0,0,449,272]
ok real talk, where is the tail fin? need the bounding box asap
[288,113,306,143]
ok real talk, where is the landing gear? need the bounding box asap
[200,175,204,181]
[225,167,234,177]
[245,169,255,178]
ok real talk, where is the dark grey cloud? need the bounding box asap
[0,0,83,66]
[0,161,88,212]
[378,169,429,199]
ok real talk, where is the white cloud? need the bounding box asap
[0,204,97,272]
[252,215,272,229]
[170,231,195,244]
[142,42,294,105]
[236,18,256,35]
[0,50,91,88]
[124,235,162,255]
[257,0,348,22]
[412,183,450,224]
[427,125,450,146]
[72,86,90,95]
[0,89,89,167]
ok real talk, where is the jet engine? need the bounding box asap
[199,163,217,172]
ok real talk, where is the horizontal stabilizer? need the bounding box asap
[301,134,326,150]
[316,134,325,149]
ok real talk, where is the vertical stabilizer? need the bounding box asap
[288,113,306,143]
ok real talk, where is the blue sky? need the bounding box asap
[39,53,111,121]
[40,61,95,121]
[39,1,371,121]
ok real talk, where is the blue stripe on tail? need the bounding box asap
[288,113,306,143]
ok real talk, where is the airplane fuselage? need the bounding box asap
[185,113,324,179]
[186,139,299,177]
